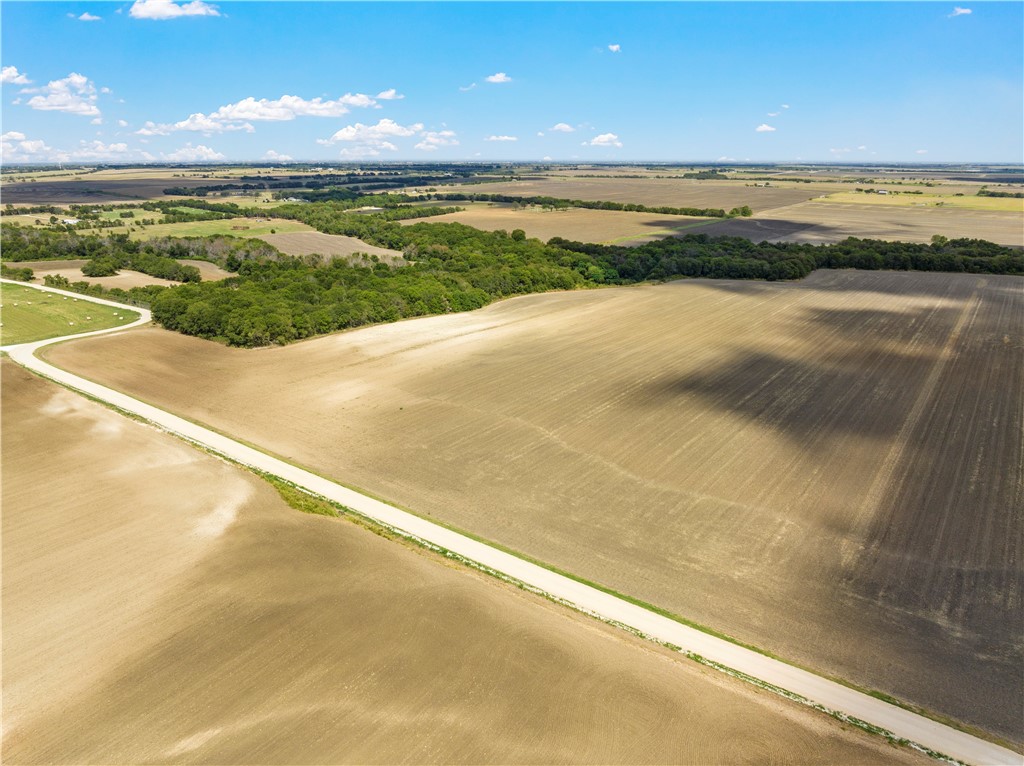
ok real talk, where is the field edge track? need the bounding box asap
[2,279,1019,766]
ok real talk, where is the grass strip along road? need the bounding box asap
[2,278,1019,766]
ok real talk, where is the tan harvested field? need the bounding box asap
[46,270,1024,743]
[698,201,1024,246]
[441,177,831,213]
[20,260,177,289]
[0,361,925,765]
[259,230,405,262]
[178,258,234,281]
[404,204,715,244]
[13,258,231,288]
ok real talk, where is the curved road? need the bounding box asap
[2,279,1020,766]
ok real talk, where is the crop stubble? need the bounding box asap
[0,361,924,764]
[44,270,1024,743]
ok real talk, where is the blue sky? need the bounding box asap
[2,1,1022,163]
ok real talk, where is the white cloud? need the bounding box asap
[319,118,423,156]
[717,156,736,162]
[176,112,255,133]
[136,120,171,136]
[78,12,101,21]
[830,147,852,154]
[549,122,575,133]
[90,117,103,125]
[485,72,512,83]
[585,132,622,147]
[164,142,224,161]
[136,93,375,136]
[916,149,929,154]
[129,0,221,19]
[0,132,129,162]
[537,131,545,137]
[767,111,779,117]
[542,155,552,161]
[1,132,57,162]
[1,66,31,85]
[26,72,100,116]
[211,93,374,121]
[414,129,459,152]
[857,145,867,151]
[755,124,776,132]
[69,140,131,160]
[949,6,972,16]
[376,88,404,100]
[459,83,477,92]
[608,44,621,53]
[485,135,518,142]
[263,149,293,161]
[339,145,391,158]
[781,104,790,109]
[118,119,129,127]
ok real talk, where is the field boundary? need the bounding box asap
[3,281,1020,766]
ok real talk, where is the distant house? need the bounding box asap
[355,206,384,213]
[61,217,81,225]
[876,189,889,195]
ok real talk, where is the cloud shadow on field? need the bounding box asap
[636,302,959,442]
[633,294,1024,740]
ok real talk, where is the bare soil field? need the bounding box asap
[699,201,1024,246]
[0,175,222,205]
[406,204,715,244]
[12,258,231,287]
[178,258,234,281]
[21,260,177,289]
[443,177,831,213]
[260,230,405,263]
[0,360,921,765]
[47,270,1024,744]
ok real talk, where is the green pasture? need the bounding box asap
[129,217,314,240]
[0,283,139,345]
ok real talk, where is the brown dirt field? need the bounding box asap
[0,175,222,205]
[178,258,234,281]
[447,177,830,213]
[0,360,924,765]
[403,204,714,244]
[45,270,1024,743]
[698,201,1024,246]
[14,258,232,287]
[259,230,405,263]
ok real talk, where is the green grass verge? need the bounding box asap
[0,283,139,345]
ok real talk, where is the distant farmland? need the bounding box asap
[47,269,1024,743]
[1,360,922,765]
[699,200,1024,246]
[402,204,716,244]
[436,177,828,213]
[259,230,405,263]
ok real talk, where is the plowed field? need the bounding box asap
[699,201,1024,246]
[403,204,714,244]
[45,270,1024,743]
[1,360,925,764]
[442,177,828,213]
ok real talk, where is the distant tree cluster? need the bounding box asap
[551,234,1023,282]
